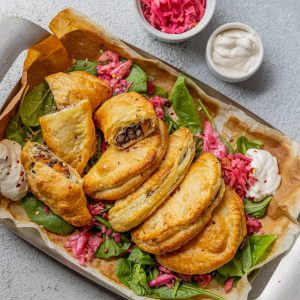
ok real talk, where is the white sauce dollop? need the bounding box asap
[246,149,281,201]
[0,139,28,201]
[212,29,260,77]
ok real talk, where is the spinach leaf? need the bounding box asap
[22,195,74,235]
[68,60,97,76]
[116,258,151,296]
[95,236,131,259]
[164,110,179,134]
[220,135,235,154]
[169,76,201,134]
[29,129,44,144]
[5,112,29,146]
[249,234,277,266]
[128,247,155,265]
[126,64,148,93]
[196,97,216,129]
[217,234,277,281]
[154,86,168,98]
[116,258,132,285]
[244,196,272,218]
[20,82,56,127]
[236,136,263,155]
[150,283,225,300]
[95,215,112,229]
[217,257,244,278]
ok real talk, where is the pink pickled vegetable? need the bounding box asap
[64,232,102,266]
[148,273,175,287]
[221,153,254,199]
[87,202,105,216]
[194,273,212,287]
[149,95,168,119]
[97,50,133,95]
[43,205,50,215]
[112,232,122,243]
[246,215,262,235]
[224,277,234,293]
[201,120,227,159]
[141,0,206,34]
[147,79,155,95]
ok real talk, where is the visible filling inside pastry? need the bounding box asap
[115,120,153,146]
[32,145,71,179]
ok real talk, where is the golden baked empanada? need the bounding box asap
[83,119,168,200]
[132,153,225,254]
[94,92,157,149]
[45,71,112,110]
[40,99,95,175]
[157,186,247,274]
[109,127,195,232]
[21,142,92,227]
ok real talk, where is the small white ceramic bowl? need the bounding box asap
[132,0,216,43]
[205,22,264,82]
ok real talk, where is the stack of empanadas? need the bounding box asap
[83,119,169,200]
[132,153,225,254]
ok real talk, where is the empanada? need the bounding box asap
[94,92,157,149]
[45,71,112,111]
[40,99,95,175]
[157,186,247,274]
[132,153,225,254]
[109,127,195,232]
[21,142,92,227]
[83,119,168,200]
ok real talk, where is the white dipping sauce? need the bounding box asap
[0,139,28,201]
[246,149,281,202]
[211,29,261,77]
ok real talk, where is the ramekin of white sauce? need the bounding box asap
[206,22,264,82]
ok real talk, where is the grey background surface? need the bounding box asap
[0,1,299,299]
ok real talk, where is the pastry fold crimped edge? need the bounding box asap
[21,142,92,227]
[108,127,195,232]
[156,186,247,275]
[94,92,157,149]
[83,119,169,200]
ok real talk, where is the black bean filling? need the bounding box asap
[116,123,143,146]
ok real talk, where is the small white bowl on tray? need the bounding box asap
[132,0,216,43]
[206,22,264,82]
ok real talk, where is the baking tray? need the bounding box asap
[0,16,299,300]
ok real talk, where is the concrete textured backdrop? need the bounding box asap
[0,1,299,299]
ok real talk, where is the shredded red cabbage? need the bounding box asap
[97,50,132,95]
[147,79,156,95]
[201,120,227,159]
[87,203,105,216]
[141,0,206,34]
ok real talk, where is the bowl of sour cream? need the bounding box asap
[206,22,264,82]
